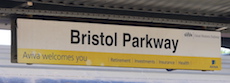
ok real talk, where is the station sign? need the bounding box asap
[13,18,221,70]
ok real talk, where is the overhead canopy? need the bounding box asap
[10,0,230,18]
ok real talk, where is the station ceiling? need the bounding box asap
[0,0,230,48]
[6,0,228,17]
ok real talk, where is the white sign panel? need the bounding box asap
[15,18,221,70]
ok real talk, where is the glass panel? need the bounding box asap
[0,29,11,45]
[221,47,230,55]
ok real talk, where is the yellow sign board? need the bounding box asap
[18,48,221,70]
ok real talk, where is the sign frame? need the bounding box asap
[11,18,221,71]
